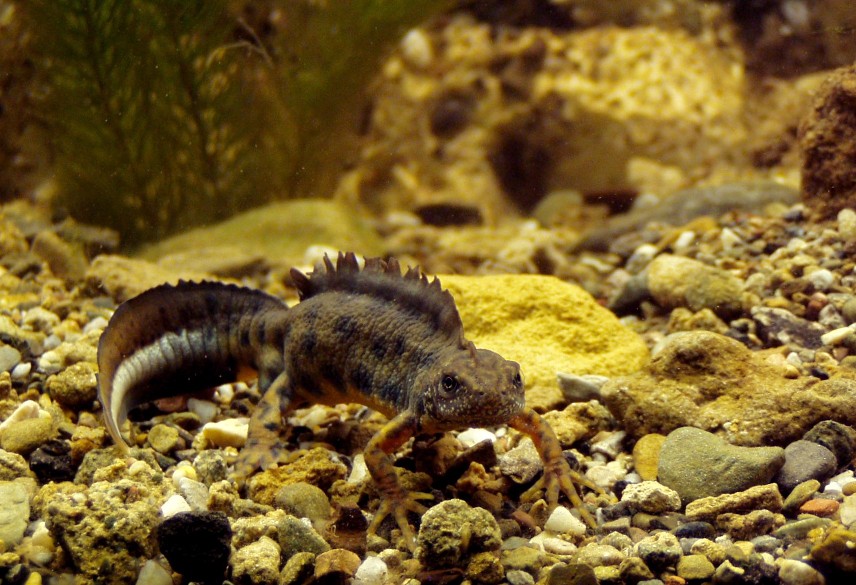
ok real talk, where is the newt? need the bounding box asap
[97,252,600,546]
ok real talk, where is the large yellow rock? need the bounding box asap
[440,274,649,411]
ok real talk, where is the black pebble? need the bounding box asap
[157,511,232,583]
[673,520,716,540]
[29,439,75,483]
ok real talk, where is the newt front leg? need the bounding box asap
[364,412,433,549]
[508,407,601,528]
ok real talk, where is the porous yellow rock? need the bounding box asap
[440,274,649,411]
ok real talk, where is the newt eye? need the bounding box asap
[512,372,522,388]
[441,375,460,395]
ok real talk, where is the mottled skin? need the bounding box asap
[97,253,598,547]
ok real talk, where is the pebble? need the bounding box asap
[0,416,55,455]
[156,511,232,583]
[176,477,209,512]
[646,253,744,318]
[676,554,715,580]
[10,361,31,381]
[774,440,836,492]
[658,427,785,504]
[0,481,30,546]
[544,506,587,536]
[778,559,826,585]
[147,424,180,454]
[840,494,856,526]
[634,531,682,571]
[632,434,665,481]
[0,343,21,373]
[160,494,192,518]
[186,398,218,424]
[498,438,543,484]
[201,418,248,447]
[621,481,681,514]
[135,560,173,585]
[275,482,332,528]
[416,499,501,567]
[557,372,609,402]
[353,556,389,585]
[0,400,43,432]
[810,526,856,573]
[277,514,331,558]
[751,306,827,349]
[232,536,281,584]
[672,521,715,540]
[457,427,496,447]
[798,498,839,517]
[782,479,822,515]
[839,208,856,241]
[685,484,783,521]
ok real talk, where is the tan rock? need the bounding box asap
[85,255,212,303]
[632,434,666,481]
[685,484,783,521]
[441,274,649,411]
[601,330,856,445]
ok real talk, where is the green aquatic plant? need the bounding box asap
[22,0,450,246]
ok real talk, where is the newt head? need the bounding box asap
[417,344,525,431]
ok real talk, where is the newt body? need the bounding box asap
[98,253,596,545]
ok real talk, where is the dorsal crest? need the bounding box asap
[290,252,465,343]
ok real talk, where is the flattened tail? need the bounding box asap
[97,280,288,448]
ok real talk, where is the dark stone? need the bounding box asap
[803,420,856,467]
[673,521,716,540]
[751,306,826,349]
[414,203,483,227]
[157,511,232,583]
[774,440,837,492]
[29,439,75,483]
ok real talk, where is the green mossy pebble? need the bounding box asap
[782,479,822,515]
[416,499,501,568]
[677,554,716,580]
[277,514,331,559]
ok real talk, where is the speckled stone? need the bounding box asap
[277,514,331,559]
[621,481,681,514]
[646,253,744,318]
[147,424,180,454]
[658,427,785,504]
[0,417,55,455]
[0,481,30,546]
[417,499,501,568]
[232,535,281,585]
[777,558,826,585]
[634,531,682,572]
[45,361,97,408]
[156,511,232,583]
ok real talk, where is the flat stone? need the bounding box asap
[0,481,29,546]
[685,484,783,521]
[659,427,784,504]
[602,330,856,446]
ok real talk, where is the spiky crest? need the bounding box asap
[290,252,465,344]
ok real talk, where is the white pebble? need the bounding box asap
[83,316,109,334]
[544,506,587,536]
[201,418,248,448]
[839,494,856,527]
[214,383,235,404]
[353,556,389,585]
[806,268,834,291]
[720,227,743,251]
[10,361,31,381]
[136,559,174,585]
[0,400,43,432]
[621,480,682,514]
[821,325,855,346]
[400,28,434,69]
[161,494,192,518]
[591,430,627,459]
[43,334,61,351]
[178,477,210,512]
[778,558,825,585]
[171,461,198,486]
[348,454,369,484]
[671,230,696,255]
[532,534,577,555]
[839,208,856,241]
[37,350,62,374]
[187,398,218,424]
[457,428,496,448]
[625,243,658,274]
